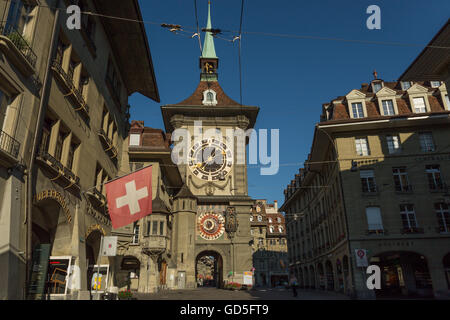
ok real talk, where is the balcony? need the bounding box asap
[51,59,90,119]
[98,129,118,161]
[366,229,385,235]
[36,149,80,192]
[0,130,20,167]
[86,187,108,211]
[395,185,413,194]
[362,185,379,196]
[429,182,448,193]
[0,22,36,77]
[142,235,168,256]
[401,227,424,234]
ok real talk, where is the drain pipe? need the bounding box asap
[25,1,61,296]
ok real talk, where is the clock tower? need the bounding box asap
[161,1,259,287]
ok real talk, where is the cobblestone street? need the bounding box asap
[135,287,350,300]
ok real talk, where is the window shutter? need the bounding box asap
[360,170,374,178]
[366,207,383,230]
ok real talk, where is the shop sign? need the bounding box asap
[34,190,72,223]
[101,236,118,256]
[355,249,368,267]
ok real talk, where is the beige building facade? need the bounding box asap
[281,77,450,299]
[250,200,288,287]
[0,0,159,300]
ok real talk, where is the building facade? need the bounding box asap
[250,200,288,287]
[281,76,450,299]
[0,0,159,299]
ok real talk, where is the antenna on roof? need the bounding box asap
[373,69,378,80]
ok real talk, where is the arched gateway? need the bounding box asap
[195,251,223,288]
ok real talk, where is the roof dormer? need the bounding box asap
[346,90,367,119]
[375,86,399,116]
[407,83,431,113]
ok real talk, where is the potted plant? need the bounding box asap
[118,289,133,300]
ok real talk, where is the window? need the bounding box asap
[250,229,254,235]
[132,222,139,244]
[152,221,158,235]
[445,95,450,109]
[365,207,383,231]
[257,215,262,222]
[249,216,253,222]
[40,117,53,153]
[268,218,272,223]
[278,226,284,233]
[202,89,217,106]
[269,226,274,233]
[435,203,450,233]
[419,132,435,152]
[106,57,121,98]
[159,221,164,236]
[54,130,65,162]
[5,0,33,35]
[382,100,395,116]
[129,134,140,146]
[277,217,281,223]
[399,204,417,229]
[386,135,401,154]
[373,82,382,93]
[66,140,79,171]
[413,97,427,113]
[393,167,410,192]
[351,103,364,118]
[360,170,377,193]
[426,165,443,190]
[401,81,412,90]
[430,81,441,88]
[355,137,370,156]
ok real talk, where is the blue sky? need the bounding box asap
[130,0,450,207]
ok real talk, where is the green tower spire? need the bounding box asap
[201,1,217,59]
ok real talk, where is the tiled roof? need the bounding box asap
[174,81,241,107]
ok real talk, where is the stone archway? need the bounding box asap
[336,258,344,293]
[444,253,450,290]
[30,195,73,297]
[195,250,224,289]
[317,263,325,290]
[370,251,433,298]
[309,265,315,289]
[85,229,104,292]
[325,260,334,291]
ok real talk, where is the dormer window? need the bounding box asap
[430,81,441,88]
[401,81,412,90]
[202,89,217,106]
[413,97,427,113]
[381,100,395,116]
[129,133,140,146]
[351,102,364,118]
[372,82,383,93]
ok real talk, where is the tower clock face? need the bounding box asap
[189,138,233,181]
[197,212,225,240]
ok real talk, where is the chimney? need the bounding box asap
[274,200,278,211]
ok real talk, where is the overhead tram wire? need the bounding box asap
[238,0,245,106]
[194,0,202,52]
[10,0,450,50]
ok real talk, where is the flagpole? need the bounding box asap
[96,236,104,300]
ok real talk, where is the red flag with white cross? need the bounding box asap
[105,165,152,229]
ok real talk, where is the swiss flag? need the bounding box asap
[105,165,152,229]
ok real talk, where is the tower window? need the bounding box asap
[202,90,217,106]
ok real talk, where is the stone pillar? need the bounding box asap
[427,254,450,299]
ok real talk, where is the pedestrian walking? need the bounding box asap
[289,275,298,297]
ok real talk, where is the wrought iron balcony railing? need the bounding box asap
[51,59,90,116]
[0,22,37,68]
[37,149,80,188]
[0,129,20,159]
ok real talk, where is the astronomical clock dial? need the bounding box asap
[189,138,233,181]
[197,212,225,241]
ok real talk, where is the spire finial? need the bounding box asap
[373,69,378,80]
[202,0,217,59]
